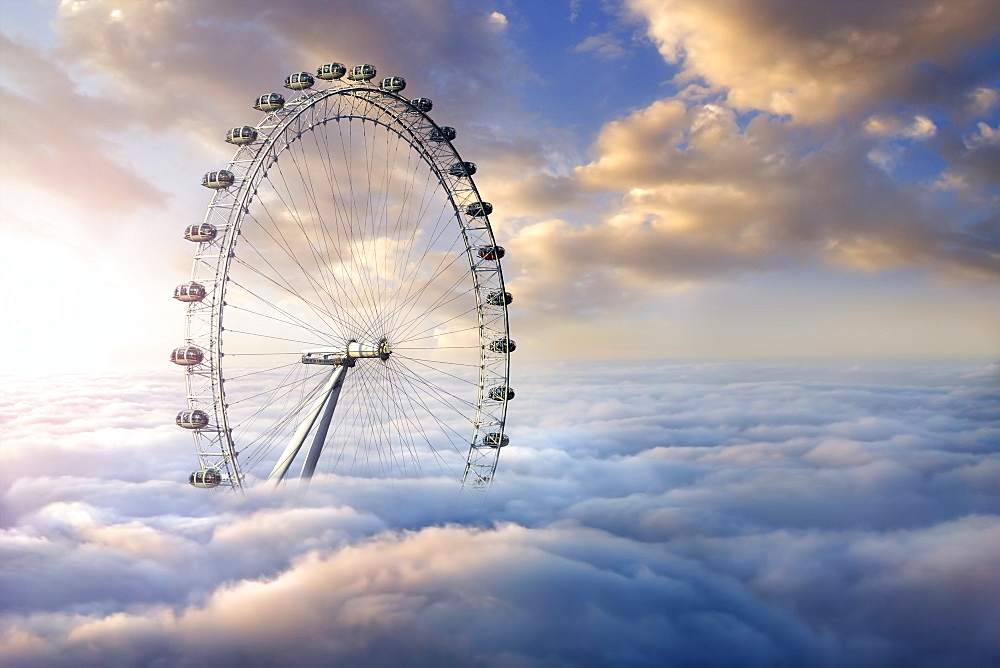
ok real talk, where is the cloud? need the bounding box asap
[488,11,508,29]
[2,362,998,666]
[626,0,1000,123]
[0,33,168,214]
[496,1,1000,317]
[863,115,937,140]
[572,32,627,60]
[49,0,520,146]
[964,122,1000,149]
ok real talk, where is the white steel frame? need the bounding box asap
[179,72,510,490]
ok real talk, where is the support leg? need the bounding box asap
[299,367,347,482]
[267,365,348,484]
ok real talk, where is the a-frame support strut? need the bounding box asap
[267,364,348,485]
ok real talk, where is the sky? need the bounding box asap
[1,1,999,666]
[0,0,997,372]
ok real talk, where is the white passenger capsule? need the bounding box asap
[184,223,216,242]
[170,346,204,366]
[410,98,433,112]
[176,409,209,429]
[466,201,493,217]
[189,468,222,488]
[316,62,347,80]
[173,282,206,303]
[448,161,476,177]
[488,386,515,401]
[226,126,258,145]
[379,76,406,92]
[284,71,314,90]
[486,290,512,306]
[253,93,285,112]
[429,126,456,142]
[201,170,234,189]
[347,64,376,81]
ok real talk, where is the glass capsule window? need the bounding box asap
[284,72,315,90]
[429,127,456,142]
[488,386,515,401]
[348,64,376,81]
[189,468,222,487]
[202,170,235,189]
[483,432,509,447]
[226,126,258,145]
[170,346,203,365]
[447,161,476,177]
[176,410,209,428]
[410,98,433,112]
[253,93,285,111]
[466,202,493,217]
[173,282,206,302]
[486,290,512,306]
[184,223,217,242]
[379,76,406,92]
[477,245,505,261]
[317,63,347,80]
[488,337,515,354]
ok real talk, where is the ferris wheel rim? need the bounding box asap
[178,71,511,491]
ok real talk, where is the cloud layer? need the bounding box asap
[2,362,998,666]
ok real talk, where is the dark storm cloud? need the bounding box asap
[2,362,998,666]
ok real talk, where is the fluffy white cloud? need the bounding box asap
[499,0,1000,320]
[627,0,1000,123]
[2,363,998,666]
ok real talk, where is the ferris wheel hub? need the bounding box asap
[301,338,391,365]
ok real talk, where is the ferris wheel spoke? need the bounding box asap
[378,361,460,462]
[373,362,458,475]
[381,213,467,331]
[352,364,407,477]
[283,140,366,318]
[308,129,382,326]
[387,357,481,419]
[383,360,478,450]
[256,148,378,326]
[225,361,300,381]
[394,306,479,346]
[378,365,435,473]
[337,120,383,324]
[238,368,324,466]
[392,353,482,385]
[234,230,347,332]
[391,279,478,345]
[394,325,480,345]
[227,368,319,406]
[392,353,481,367]
[383,254,471,338]
[225,304,336,340]
[252,176,367,327]
[230,256,364,336]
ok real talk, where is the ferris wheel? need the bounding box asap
[170,64,513,491]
